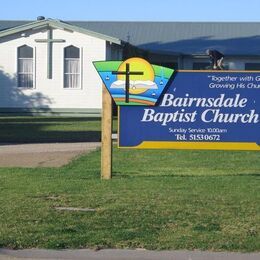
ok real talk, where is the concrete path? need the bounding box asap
[0,249,259,260]
[0,142,101,167]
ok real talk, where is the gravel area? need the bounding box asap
[0,142,101,167]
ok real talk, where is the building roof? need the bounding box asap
[1,20,260,56]
[0,19,122,45]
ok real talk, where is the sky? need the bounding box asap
[2,0,260,22]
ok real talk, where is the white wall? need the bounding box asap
[0,27,108,110]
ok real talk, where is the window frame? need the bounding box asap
[63,45,82,90]
[16,45,36,89]
[155,62,178,70]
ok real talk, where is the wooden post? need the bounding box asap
[101,84,112,179]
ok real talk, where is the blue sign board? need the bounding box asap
[119,71,260,150]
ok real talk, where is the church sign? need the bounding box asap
[94,58,174,106]
[94,58,260,151]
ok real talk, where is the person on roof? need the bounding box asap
[206,49,224,70]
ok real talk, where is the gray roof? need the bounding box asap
[0,20,30,31]
[1,20,260,56]
[0,19,121,45]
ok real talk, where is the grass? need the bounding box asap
[0,116,118,143]
[0,147,259,251]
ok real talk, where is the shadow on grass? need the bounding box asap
[112,172,260,179]
[0,117,102,143]
[0,131,101,143]
[0,117,101,123]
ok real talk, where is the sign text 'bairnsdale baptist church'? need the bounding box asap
[94,58,260,151]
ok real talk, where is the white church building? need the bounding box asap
[1,17,260,116]
[0,18,122,116]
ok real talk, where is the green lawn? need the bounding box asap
[0,148,259,251]
[0,116,107,143]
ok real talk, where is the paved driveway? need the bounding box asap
[0,142,101,167]
[0,249,259,260]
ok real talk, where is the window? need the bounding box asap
[245,63,260,71]
[17,45,34,88]
[161,62,178,70]
[154,62,178,70]
[64,46,80,88]
[193,62,211,70]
